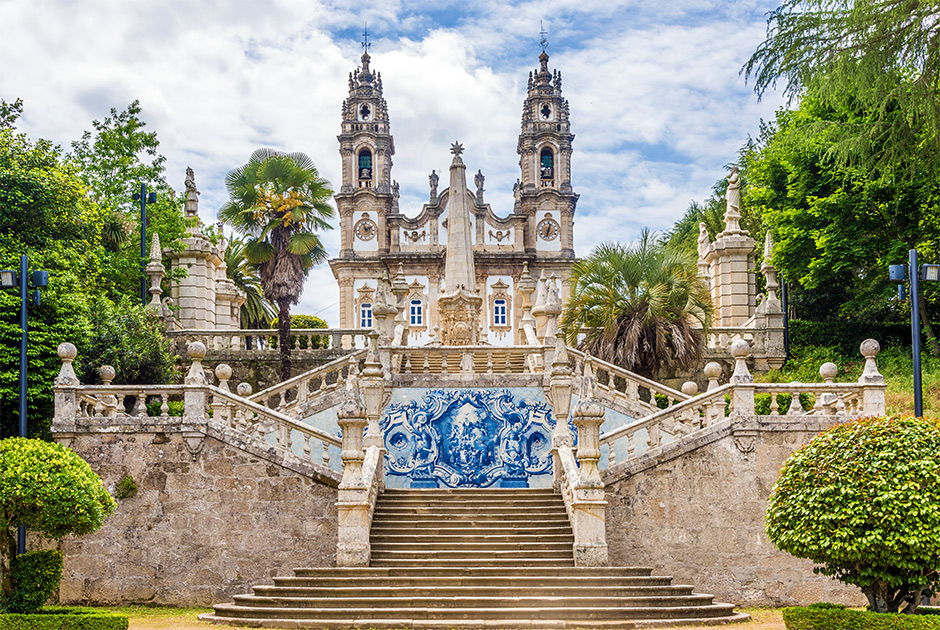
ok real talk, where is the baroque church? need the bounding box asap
[329,50,578,346]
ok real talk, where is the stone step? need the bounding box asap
[290,566,657,578]
[208,603,738,621]
[374,504,568,513]
[271,575,676,589]
[201,614,643,629]
[377,499,566,508]
[369,525,575,536]
[370,559,575,568]
[371,516,571,526]
[252,585,696,599]
[369,549,575,561]
[369,542,573,552]
[370,533,576,544]
[231,594,720,610]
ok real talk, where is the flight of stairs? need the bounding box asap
[203,488,747,629]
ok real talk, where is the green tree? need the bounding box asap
[68,100,189,300]
[220,148,334,381]
[0,99,23,131]
[766,415,940,614]
[560,230,713,379]
[224,237,276,329]
[744,0,940,178]
[0,438,115,603]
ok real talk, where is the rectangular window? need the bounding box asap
[494,299,507,326]
[410,300,423,326]
[360,303,373,328]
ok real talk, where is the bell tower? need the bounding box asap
[517,51,577,258]
[336,48,395,258]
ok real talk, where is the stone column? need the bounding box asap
[548,337,574,491]
[729,339,754,418]
[858,339,886,415]
[336,376,371,566]
[569,357,609,566]
[52,342,79,425]
[359,332,387,487]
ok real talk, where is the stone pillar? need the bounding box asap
[145,233,166,311]
[517,263,537,344]
[183,342,208,422]
[858,339,886,415]
[548,337,574,491]
[703,361,723,426]
[359,332,387,488]
[336,375,371,566]
[53,342,79,424]
[569,358,609,566]
[729,340,754,418]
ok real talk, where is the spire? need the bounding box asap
[442,141,475,294]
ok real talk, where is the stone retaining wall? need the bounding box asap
[604,418,865,607]
[56,428,338,606]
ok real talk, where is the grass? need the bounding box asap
[755,345,940,417]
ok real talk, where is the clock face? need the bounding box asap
[354,218,377,241]
[537,218,560,241]
[359,104,372,120]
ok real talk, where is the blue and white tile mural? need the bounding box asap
[381,388,574,489]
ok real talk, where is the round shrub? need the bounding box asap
[766,416,940,614]
[6,550,62,613]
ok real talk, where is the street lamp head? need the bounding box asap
[147,192,157,203]
[889,264,907,282]
[921,264,940,282]
[30,270,48,288]
[132,192,141,201]
[0,270,16,288]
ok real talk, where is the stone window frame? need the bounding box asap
[360,303,373,328]
[406,279,428,336]
[358,148,373,188]
[356,284,376,329]
[488,279,512,337]
[409,299,423,326]
[539,145,555,187]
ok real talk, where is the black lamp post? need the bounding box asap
[133,184,157,306]
[889,249,940,417]
[0,255,48,554]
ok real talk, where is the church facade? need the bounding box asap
[329,51,578,346]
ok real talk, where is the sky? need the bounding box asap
[0,0,786,325]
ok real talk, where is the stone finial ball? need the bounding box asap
[215,364,233,381]
[187,341,207,360]
[57,342,77,361]
[236,382,252,397]
[99,365,116,382]
[730,339,751,358]
[860,338,881,359]
[703,362,722,379]
[819,362,838,381]
[681,381,699,396]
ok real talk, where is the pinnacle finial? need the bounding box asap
[361,23,371,55]
[539,20,549,53]
[450,141,464,156]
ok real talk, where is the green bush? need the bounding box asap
[0,607,128,630]
[6,551,62,613]
[767,416,940,614]
[114,475,137,500]
[783,606,940,629]
[143,400,183,418]
[789,319,914,356]
[0,439,115,605]
[269,314,329,349]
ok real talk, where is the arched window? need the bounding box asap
[539,147,554,185]
[359,303,373,328]
[358,149,373,187]
[493,299,507,326]
[409,299,423,326]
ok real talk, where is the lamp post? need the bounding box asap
[0,255,48,554]
[889,249,940,417]
[133,184,157,306]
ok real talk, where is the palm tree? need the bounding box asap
[219,148,334,381]
[224,236,276,330]
[560,230,713,379]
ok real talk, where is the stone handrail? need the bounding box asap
[208,385,341,467]
[250,351,366,413]
[555,443,581,529]
[566,348,689,416]
[392,345,545,375]
[167,328,372,354]
[752,382,867,416]
[74,385,186,419]
[706,326,757,350]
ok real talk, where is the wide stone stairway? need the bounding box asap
[203,489,745,629]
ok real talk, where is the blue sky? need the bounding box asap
[0,0,785,324]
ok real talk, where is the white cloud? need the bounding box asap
[0,0,786,327]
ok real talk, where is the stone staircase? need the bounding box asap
[202,488,746,629]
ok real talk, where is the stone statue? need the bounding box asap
[474,170,485,194]
[724,166,742,232]
[184,166,200,218]
[697,222,711,259]
[429,170,439,198]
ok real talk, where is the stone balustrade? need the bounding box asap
[250,351,366,414]
[391,345,546,375]
[73,385,187,419]
[706,326,756,350]
[598,339,886,470]
[566,347,690,417]
[167,328,372,356]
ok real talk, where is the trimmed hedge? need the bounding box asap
[783,606,940,629]
[789,319,914,355]
[7,551,62,613]
[0,608,127,630]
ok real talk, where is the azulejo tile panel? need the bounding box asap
[381,388,574,489]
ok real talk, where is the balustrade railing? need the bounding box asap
[75,385,186,419]
[250,351,366,414]
[167,328,372,355]
[392,346,545,375]
[566,348,689,416]
[706,327,757,350]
